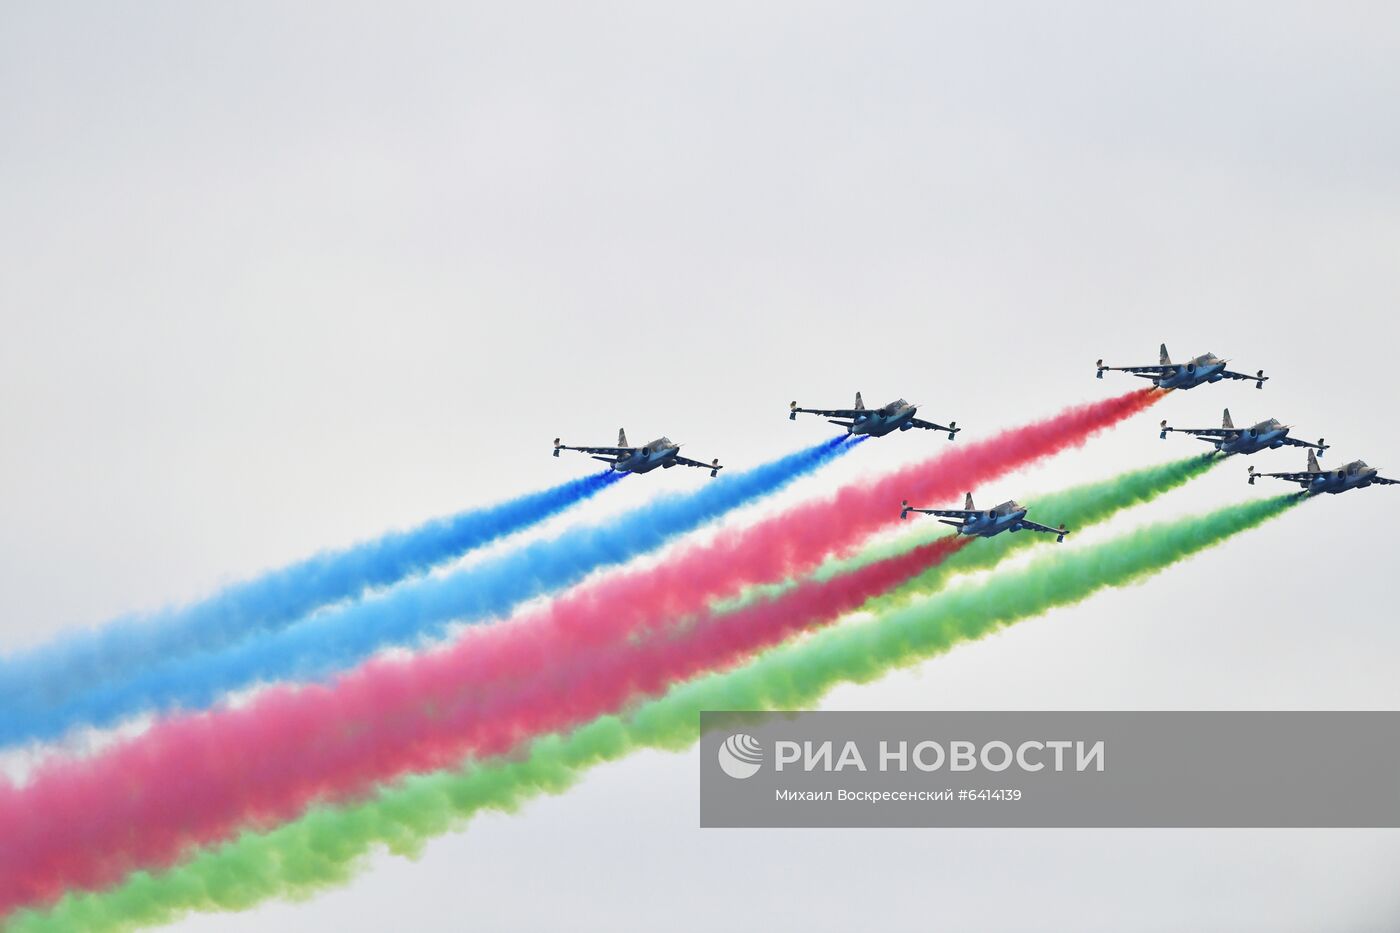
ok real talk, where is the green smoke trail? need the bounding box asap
[12,487,1290,933]
[718,453,1221,611]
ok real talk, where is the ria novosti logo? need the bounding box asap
[717,733,764,779]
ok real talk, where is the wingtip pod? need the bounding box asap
[789,400,798,421]
[1159,419,1169,439]
[1056,523,1068,544]
[1095,358,1105,378]
[947,420,959,441]
[553,437,562,457]
[710,458,721,478]
[900,499,910,520]
[1255,369,1267,390]
[1317,438,1327,456]
[1248,464,1257,485]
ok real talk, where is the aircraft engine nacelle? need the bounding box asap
[1182,362,1196,376]
[1335,470,1346,481]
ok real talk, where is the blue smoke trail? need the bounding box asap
[1,437,857,746]
[0,471,622,722]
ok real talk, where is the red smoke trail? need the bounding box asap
[0,537,966,914]
[0,389,1154,914]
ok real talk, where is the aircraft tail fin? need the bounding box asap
[853,391,865,411]
[1307,450,1321,473]
[1222,408,1234,430]
[1159,343,1171,365]
[964,491,975,511]
[618,428,629,448]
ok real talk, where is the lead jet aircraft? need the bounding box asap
[900,493,1068,542]
[1096,344,1267,390]
[1160,408,1327,457]
[553,429,722,477]
[1248,450,1398,496]
[789,392,959,439]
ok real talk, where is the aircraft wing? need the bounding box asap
[792,406,865,419]
[556,443,633,457]
[1177,428,1237,438]
[1279,436,1327,452]
[1219,368,1269,388]
[908,417,960,436]
[673,455,723,477]
[1018,518,1069,542]
[1099,363,1173,377]
[1249,468,1313,484]
[1017,519,1063,535]
[1372,475,1400,485]
[907,507,974,518]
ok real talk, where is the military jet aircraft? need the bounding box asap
[900,493,1068,542]
[1096,344,1267,390]
[1160,408,1327,457]
[789,392,959,439]
[1248,450,1398,496]
[553,429,722,477]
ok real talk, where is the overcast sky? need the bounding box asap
[2,2,1399,930]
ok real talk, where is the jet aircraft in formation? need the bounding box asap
[900,493,1069,543]
[549,347,1395,514]
[789,393,959,440]
[553,429,722,477]
[1097,344,1267,390]
[1248,451,1398,496]
[1160,409,1327,457]
[1088,342,1393,497]
[553,389,963,483]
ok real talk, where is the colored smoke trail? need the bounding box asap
[0,390,1161,876]
[670,389,1163,607]
[728,452,1223,612]
[0,437,857,747]
[0,454,1206,915]
[0,538,968,915]
[2,389,1153,747]
[0,471,623,721]
[10,471,1267,932]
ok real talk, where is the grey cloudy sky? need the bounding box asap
[2,2,1399,930]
